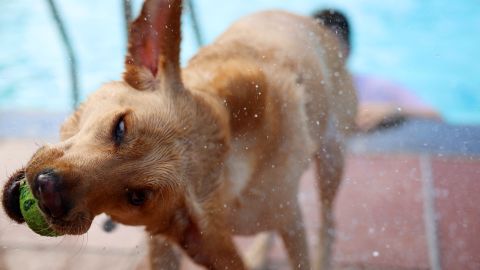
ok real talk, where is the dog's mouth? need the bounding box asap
[47,212,93,235]
[2,169,93,235]
[2,169,26,224]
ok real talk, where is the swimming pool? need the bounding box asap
[1,0,479,124]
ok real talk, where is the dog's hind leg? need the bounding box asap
[314,139,344,270]
[278,201,311,270]
[148,235,180,270]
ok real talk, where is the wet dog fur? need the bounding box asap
[2,1,357,269]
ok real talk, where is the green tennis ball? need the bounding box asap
[19,179,62,237]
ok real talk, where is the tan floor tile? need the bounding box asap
[3,247,145,270]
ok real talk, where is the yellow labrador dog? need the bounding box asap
[3,0,356,269]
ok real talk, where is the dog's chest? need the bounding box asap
[224,142,256,199]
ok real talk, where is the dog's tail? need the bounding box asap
[312,9,351,58]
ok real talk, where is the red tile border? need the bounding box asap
[432,157,480,270]
[332,154,430,269]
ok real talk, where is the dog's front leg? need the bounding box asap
[148,235,180,270]
[184,226,245,270]
[180,213,246,270]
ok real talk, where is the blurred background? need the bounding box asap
[1,0,479,124]
[0,1,479,270]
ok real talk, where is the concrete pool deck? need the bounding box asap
[0,117,479,270]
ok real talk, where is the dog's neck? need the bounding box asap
[183,54,268,137]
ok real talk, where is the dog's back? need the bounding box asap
[185,10,356,143]
[183,10,357,196]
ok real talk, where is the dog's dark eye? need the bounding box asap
[127,190,148,206]
[113,116,126,145]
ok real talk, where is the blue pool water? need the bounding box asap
[0,0,479,124]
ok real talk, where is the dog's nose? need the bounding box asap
[35,171,67,218]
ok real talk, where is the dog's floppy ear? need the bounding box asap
[124,0,183,91]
